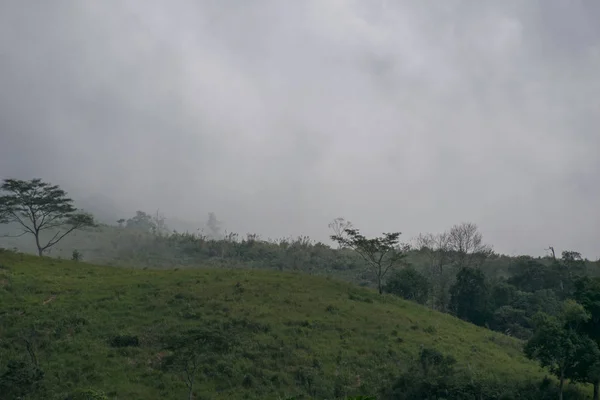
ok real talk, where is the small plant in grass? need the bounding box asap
[72,249,83,262]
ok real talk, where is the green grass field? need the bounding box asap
[0,250,565,399]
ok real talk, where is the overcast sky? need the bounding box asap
[1,0,599,257]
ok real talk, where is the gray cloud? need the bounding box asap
[1,0,599,257]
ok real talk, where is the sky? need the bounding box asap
[0,0,599,258]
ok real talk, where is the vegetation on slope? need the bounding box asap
[0,250,582,399]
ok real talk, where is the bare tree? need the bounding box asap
[546,246,557,260]
[447,222,493,268]
[331,227,408,294]
[328,217,353,249]
[415,232,451,273]
[415,232,452,310]
[151,209,170,236]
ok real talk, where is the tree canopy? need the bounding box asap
[0,178,95,256]
[331,228,408,294]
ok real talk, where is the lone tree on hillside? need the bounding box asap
[0,178,95,256]
[524,300,595,400]
[331,227,408,294]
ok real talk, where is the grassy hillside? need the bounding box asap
[0,250,570,399]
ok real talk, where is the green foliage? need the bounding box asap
[0,178,95,256]
[0,360,45,400]
[384,267,430,304]
[109,335,140,348]
[524,302,595,397]
[572,277,600,395]
[0,251,555,399]
[508,257,559,293]
[72,249,83,262]
[126,210,156,232]
[449,267,490,326]
[383,347,584,400]
[331,227,409,294]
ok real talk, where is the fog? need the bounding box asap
[1,0,599,257]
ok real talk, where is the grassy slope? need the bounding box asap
[0,251,555,399]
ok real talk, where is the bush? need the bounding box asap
[0,360,45,400]
[384,267,430,304]
[109,335,139,348]
[382,348,586,400]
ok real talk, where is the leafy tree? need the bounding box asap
[449,267,490,326]
[573,277,600,399]
[524,301,591,400]
[554,251,587,298]
[384,267,430,304]
[125,211,155,232]
[385,347,457,399]
[0,360,45,400]
[331,228,408,294]
[488,281,517,310]
[0,178,95,256]
[162,326,234,400]
[508,257,559,292]
[490,305,531,338]
[570,335,600,400]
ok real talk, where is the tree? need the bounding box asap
[125,211,155,233]
[331,228,408,294]
[415,232,452,310]
[162,327,234,400]
[556,251,587,297]
[573,277,600,399]
[328,217,353,249]
[507,257,561,293]
[524,301,591,400]
[384,267,430,304]
[447,222,493,268]
[151,209,169,236]
[449,267,490,326]
[0,360,45,400]
[205,212,222,239]
[0,178,95,256]
[571,335,600,400]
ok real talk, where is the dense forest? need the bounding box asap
[1,178,600,399]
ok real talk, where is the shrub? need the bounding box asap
[384,267,430,304]
[109,335,140,348]
[0,360,45,400]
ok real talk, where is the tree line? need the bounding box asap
[2,178,600,399]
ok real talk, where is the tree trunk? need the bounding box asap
[35,235,43,257]
[558,370,564,400]
[188,379,194,400]
[594,381,599,400]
